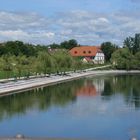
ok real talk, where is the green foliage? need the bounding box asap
[48,43,60,49]
[111,48,139,70]
[123,36,134,53]
[37,51,54,75]
[0,41,37,56]
[134,51,140,69]
[134,33,140,53]
[0,46,84,79]
[123,33,140,54]
[52,50,76,73]
[111,33,140,70]
[60,39,78,50]
[101,42,118,62]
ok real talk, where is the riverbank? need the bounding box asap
[0,70,140,97]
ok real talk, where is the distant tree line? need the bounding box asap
[0,39,78,57]
[48,39,78,50]
[1,32,140,78]
[0,39,91,79]
[0,50,84,79]
[0,41,38,56]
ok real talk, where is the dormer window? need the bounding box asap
[74,51,77,54]
[88,51,91,54]
[83,51,86,54]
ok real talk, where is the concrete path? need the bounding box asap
[0,69,140,96]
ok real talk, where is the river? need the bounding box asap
[0,74,140,139]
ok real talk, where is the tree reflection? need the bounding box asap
[101,74,140,109]
[0,74,140,122]
[0,79,84,121]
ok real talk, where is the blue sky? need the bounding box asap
[0,0,140,45]
[0,0,137,15]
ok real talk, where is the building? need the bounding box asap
[69,46,105,64]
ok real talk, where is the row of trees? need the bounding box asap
[0,39,78,57]
[0,49,85,79]
[48,39,78,49]
[0,41,38,56]
[0,39,81,78]
[0,32,140,76]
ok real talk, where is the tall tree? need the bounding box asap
[37,52,54,75]
[123,33,140,54]
[101,42,118,62]
[134,33,140,54]
[60,39,78,50]
[123,36,134,53]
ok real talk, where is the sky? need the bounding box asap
[0,0,140,46]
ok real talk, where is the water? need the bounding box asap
[0,74,140,139]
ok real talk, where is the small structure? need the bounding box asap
[69,46,105,64]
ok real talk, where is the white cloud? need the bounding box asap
[0,10,140,45]
[0,29,55,44]
[98,17,109,23]
[0,30,28,38]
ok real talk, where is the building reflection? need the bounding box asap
[76,78,104,97]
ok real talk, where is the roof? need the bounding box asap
[69,46,102,57]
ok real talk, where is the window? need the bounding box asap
[74,51,77,54]
[83,51,86,54]
[88,51,91,54]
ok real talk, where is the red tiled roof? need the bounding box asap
[69,46,102,57]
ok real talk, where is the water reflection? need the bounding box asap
[0,74,140,121]
[102,74,140,108]
[0,80,83,121]
[76,78,104,96]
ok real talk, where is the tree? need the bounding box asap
[111,48,134,70]
[134,33,140,54]
[60,39,78,50]
[0,41,37,57]
[0,55,14,78]
[37,52,54,75]
[48,43,60,49]
[101,42,118,62]
[123,33,140,54]
[123,37,134,53]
